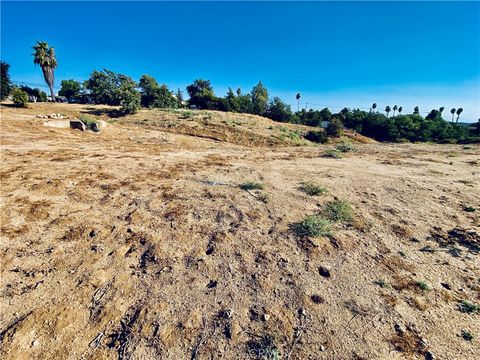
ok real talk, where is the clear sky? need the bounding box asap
[1,1,479,121]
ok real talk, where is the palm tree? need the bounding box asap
[413,106,419,115]
[456,108,463,123]
[385,105,391,118]
[439,107,445,115]
[398,106,403,115]
[296,93,301,112]
[392,105,398,116]
[371,102,377,113]
[450,108,456,122]
[32,41,57,101]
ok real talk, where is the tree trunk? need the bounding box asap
[48,83,55,102]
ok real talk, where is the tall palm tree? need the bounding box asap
[413,106,419,115]
[392,105,398,116]
[439,106,445,114]
[371,102,377,113]
[296,93,301,112]
[456,108,463,123]
[385,105,391,118]
[450,108,456,122]
[32,41,57,101]
[398,106,403,115]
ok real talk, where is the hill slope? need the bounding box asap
[0,103,479,359]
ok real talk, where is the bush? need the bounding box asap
[336,141,357,153]
[239,182,265,191]
[79,115,100,132]
[12,88,28,107]
[323,200,354,223]
[292,215,332,237]
[117,80,141,114]
[458,300,480,314]
[322,149,343,158]
[326,118,344,137]
[304,130,327,143]
[299,182,327,196]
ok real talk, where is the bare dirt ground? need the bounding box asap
[1,103,479,359]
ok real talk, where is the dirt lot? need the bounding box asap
[1,103,479,359]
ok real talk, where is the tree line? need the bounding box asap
[1,41,479,143]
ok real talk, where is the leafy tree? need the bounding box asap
[456,108,463,123]
[186,79,216,109]
[267,97,293,122]
[426,109,442,121]
[12,88,28,107]
[85,69,120,105]
[326,118,344,137]
[413,106,419,115]
[20,86,47,102]
[225,87,240,112]
[59,79,81,98]
[450,108,456,122]
[139,74,160,107]
[117,75,140,114]
[1,61,12,101]
[32,41,57,101]
[393,105,398,116]
[250,81,268,115]
[385,106,391,118]
[176,88,184,107]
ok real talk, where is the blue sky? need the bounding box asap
[1,1,479,120]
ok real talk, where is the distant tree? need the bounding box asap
[385,105,391,118]
[371,103,377,113]
[393,105,398,116]
[59,79,81,99]
[139,74,160,107]
[398,106,403,115]
[426,109,441,120]
[251,81,268,115]
[225,87,240,112]
[12,88,28,107]
[186,79,215,109]
[268,97,293,122]
[439,106,445,115]
[326,118,344,137]
[450,108,456,122]
[176,88,184,107]
[32,41,57,101]
[413,106,419,115]
[296,93,301,112]
[0,61,12,101]
[456,108,463,123]
[117,75,140,114]
[20,86,47,102]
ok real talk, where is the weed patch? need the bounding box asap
[323,200,354,223]
[240,182,265,191]
[322,149,343,159]
[298,182,327,196]
[292,215,332,237]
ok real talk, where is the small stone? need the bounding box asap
[319,266,331,278]
[425,351,435,360]
[394,323,405,335]
[311,294,324,304]
[32,339,40,347]
[262,314,270,321]
[320,345,326,352]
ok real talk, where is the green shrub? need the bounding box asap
[12,88,28,107]
[118,84,141,114]
[322,149,343,158]
[336,141,357,153]
[304,130,327,143]
[416,281,430,291]
[462,330,474,342]
[326,118,344,137]
[239,182,265,191]
[292,215,332,237]
[79,115,100,132]
[458,300,480,314]
[323,200,354,222]
[299,182,327,196]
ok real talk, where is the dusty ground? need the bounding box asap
[0,103,479,360]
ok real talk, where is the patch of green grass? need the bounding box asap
[416,281,430,291]
[336,142,357,153]
[79,115,100,132]
[322,149,343,159]
[247,335,280,360]
[462,330,474,342]
[323,200,354,223]
[458,300,480,314]
[398,250,407,258]
[292,215,332,238]
[298,182,327,196]
[374,279,389,288]
[181,110,194,119]
[239,182,265,191]
[463,206,477,212]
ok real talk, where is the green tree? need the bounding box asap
[439,106,445,115]
[186,79,215,109]
[450,108,456,122]
[251,81,268,115]
[393,105,398,116]
[456,108,463,123]
[20,86,47,102]
[371,103,377,113]
[85,69,120,105]
[398,106,403,115]
[117,75,140,114]
[12,88,28,107]
[32,41,57,101]
[413,106,419,115]
[1,61,12,101]
[59,79,81,99]
[139,74,160,107]
[326,118,344,137]
[176,88,184,107]
[225,87,240,112]
[385,106,391,118]
[268,97,293,122]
